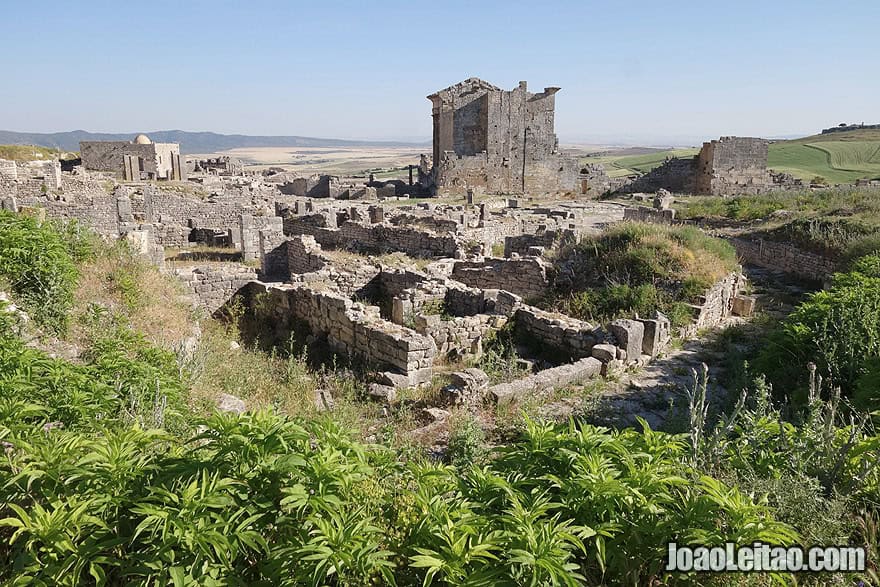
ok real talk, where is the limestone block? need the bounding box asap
[591,343,617,363]
[368,383,396,403]
[216,393,247,414]
[610,319,644,362]
[732,295,757,317]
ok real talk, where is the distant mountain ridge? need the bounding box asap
[0,130,429,154]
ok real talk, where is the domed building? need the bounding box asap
[79,133,184,181]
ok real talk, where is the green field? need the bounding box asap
[585,148,699,178]
[585,129,880,184]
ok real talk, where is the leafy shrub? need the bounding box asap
[445,411,487,467]
[0,325,189,432]
[753,260,880,398]
[0,211,89,331]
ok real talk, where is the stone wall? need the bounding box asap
[514,305,601,359]
[690,272,745,332]
[171,265,258,314]
[80,141,180,180]
[240,282,436,384]
[451,257,550,299]
[623,206,676,224]
[428,78,578,195]
[283,216,463,258]
[695,137,771,196]
[730,237,838,281]
[618,157,697,194]
[489,356,602,405]
[504,228,577,257]
[414,313,507,358]
[15,174,120,235]
[287,234,328,274]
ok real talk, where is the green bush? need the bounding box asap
[445,411,487,467]
[0,211,88,332]
[0,325,189,432]
[753,259,880,399]
[0,404,797,585]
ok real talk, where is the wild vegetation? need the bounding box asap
[675,186,880,259]
[3,213,880,584]
[543,222,739,327]
[0,144,72,161]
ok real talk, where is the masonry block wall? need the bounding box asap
[80,141,180,180]
[282,215,463,258]
[172,265,259,314]
[241,282,436,384]
[730,238,838,281]
[428,78,578,195]
[451,257,550,299]
[695,137,772,196]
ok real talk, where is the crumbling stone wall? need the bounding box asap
[287,235,328,274]
[504,228,577,257]
[730,238,838,281]
[618,157,697,194]
[172,265,258,314]
[282,215,463,258]
[623,206,676,224]
[240,282,436,384]
[695,137,771,196]
[15,173,120,235]
[514,305,601,359]
[427,78,578,195]
[688,272,746,333]
[451,257,550,299]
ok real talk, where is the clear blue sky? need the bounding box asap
[1,0,877,145]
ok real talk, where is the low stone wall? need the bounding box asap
[691,272,745,332]
[287,234,327,274]
[283,216,463,258]
[623,206,676,224]
[489,357,603,405]
[514,305,600,359]
[241,282,435,384]
[415,313,508,357]
[504,229,577,257]
[171,265,258,314]
[451,257,550,299]
[730,237,838,281]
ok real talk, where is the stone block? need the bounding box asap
[591,343,617,363]
[732,295,757,317]
[610,319,644,362]
[638,313,670,357]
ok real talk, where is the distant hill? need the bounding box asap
[0,130,428,154]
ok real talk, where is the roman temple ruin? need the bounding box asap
[424,78,579,196]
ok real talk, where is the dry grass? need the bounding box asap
[71,244,195,350]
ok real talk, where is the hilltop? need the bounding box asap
[0,129,428,154]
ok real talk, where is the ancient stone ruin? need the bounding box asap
[425,78,579,195]
[80,134,186,181]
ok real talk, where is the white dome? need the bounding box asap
[133,134,152,145]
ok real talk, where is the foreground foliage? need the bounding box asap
[0,324,796,585]
[0,210,96,332]
[754,255,880,401]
